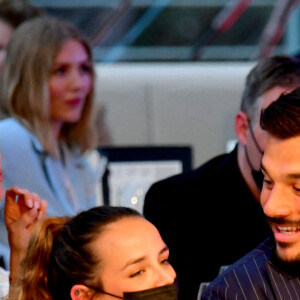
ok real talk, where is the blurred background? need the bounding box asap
[29,0,300,206]
[31,0,300,63]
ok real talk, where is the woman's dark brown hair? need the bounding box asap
[8,206,141,300]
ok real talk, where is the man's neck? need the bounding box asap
[271,249,300,277]
[237,144,261,201]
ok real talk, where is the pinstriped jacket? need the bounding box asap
[201,237,300,300]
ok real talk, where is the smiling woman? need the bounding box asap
[8,206,177,300]
[0,16,101,268]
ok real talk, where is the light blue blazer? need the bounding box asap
[0,118,101,267]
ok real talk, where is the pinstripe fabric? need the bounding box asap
[201,238,300,300]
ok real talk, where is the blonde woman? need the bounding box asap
[0,16,101,268]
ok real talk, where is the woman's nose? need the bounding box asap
[68,69,90,91]
[153,266,176,287]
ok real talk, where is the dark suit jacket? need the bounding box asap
[143,146,271,300]
[201,237,300,300]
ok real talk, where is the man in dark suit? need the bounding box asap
[143,56,300,300]
[202,88,300,299]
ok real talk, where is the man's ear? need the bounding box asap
[235,111,249,145]
[70,284,93,300]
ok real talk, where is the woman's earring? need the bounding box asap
[75,290,80,296]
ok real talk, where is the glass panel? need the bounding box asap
[30,0,296,62]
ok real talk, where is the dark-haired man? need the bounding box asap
[0,0,44,76]
[143,55,300,300]
[202,87,300,299]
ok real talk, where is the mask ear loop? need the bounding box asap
[84,284,124,299]
[244,117,265,191]
[247,117,264,155]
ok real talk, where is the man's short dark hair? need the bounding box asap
[241,55,300,121]
[0,0,44,28]
[260,87,300,139]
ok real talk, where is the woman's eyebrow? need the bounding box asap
[122,256,146,271]
[53,57,90,65]
[122,246,170,271]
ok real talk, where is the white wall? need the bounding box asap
[94,62,255,168]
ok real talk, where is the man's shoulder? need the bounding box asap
[144,149,239,206]
[220,237,274,275]
[149,151,233,189]
[201,238,274,299]
[144,148,241,215]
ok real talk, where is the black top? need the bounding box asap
[143,146,271,300]
[201,237,300,300]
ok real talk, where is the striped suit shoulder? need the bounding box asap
[201,237,300,300]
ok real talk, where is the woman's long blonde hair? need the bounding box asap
[0,16,96,157]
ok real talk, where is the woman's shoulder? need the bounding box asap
[0,118,32,149]
[0,118,30,136]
